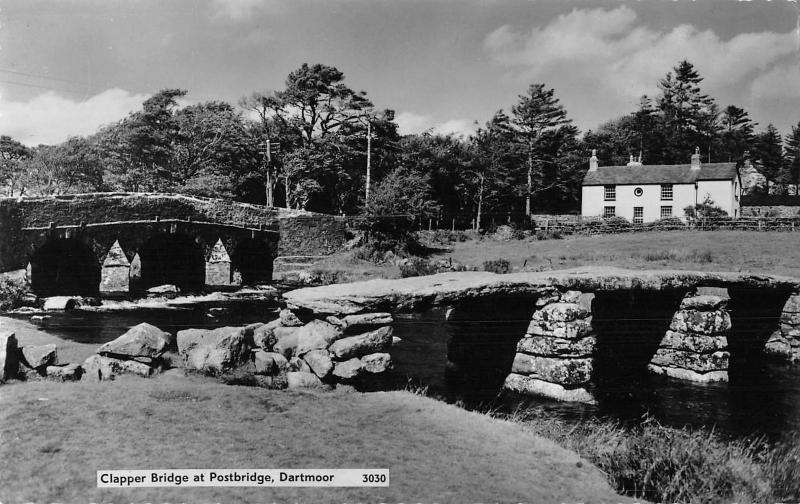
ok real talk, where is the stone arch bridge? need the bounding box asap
[0,193,346,297]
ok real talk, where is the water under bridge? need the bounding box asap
[0,193,346,296]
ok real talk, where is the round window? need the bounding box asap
[634,187,643,197]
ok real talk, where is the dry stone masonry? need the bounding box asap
[503,290,597,403]
[647,293,731,382]
[765,292,800,361]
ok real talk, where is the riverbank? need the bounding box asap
[0,376,632,503]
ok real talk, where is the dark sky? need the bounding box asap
[1,0,798,145]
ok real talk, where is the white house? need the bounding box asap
[581,148,742,222]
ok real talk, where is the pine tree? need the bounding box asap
[657,61,717,163]
[510,83,571,216]
[785,122,800,195]
[753,124,784,191]
[720,105,755,162]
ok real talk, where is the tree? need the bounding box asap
[0,135,32,196]
[99,89,187,191]
[785,122,800,195]
[657,61,716,162]
[719,105,755,162]
[470,111,519,229]
[511,83,571,216]
[753,124,784,192]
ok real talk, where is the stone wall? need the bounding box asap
[277,214,347,256]
[765,293,800,361]
[503,289,597,403]
[647,293,731,382]
[741,206,800,218]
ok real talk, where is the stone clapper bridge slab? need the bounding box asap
[283,266,800,403]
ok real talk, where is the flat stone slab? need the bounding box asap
[284,267,800,315]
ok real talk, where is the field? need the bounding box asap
[0,375,629,503]
[300,230,800,281]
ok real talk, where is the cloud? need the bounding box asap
[484,6,797,129]
[0,89,148,146]
[395,111,475,137]
[209,0,283,20]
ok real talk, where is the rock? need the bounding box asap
[658,331,728,353]
[253,351,288,375]
[332,358,364,381]
[679,295,728,311]
[528,318,593,340]
[361,352,392,373]
[146,284,179,295]
[780,311,800,326]
[670,310,731,334]
[252,319,283,349]
[288,356,312,374]
[649,348,729,373]
[302,349,334,379]
[392,336,402,345]
[648,363,728,383]
[97,323,172,359]
[82,354,152,380]
[286,371,324,389]
[534,289,561,307]
[516,335,596,358]
[0,331,19,381]
[279,309,304,327]
[43,297,77,311]
[340,313,393,332]
[30,315,51,326]
[253,373,288,389]
[782,323,800,338]
[20,344,57,369]
[503,373,595,404]
[272,327,301,358]
[782,293,800,314]
[511,354,593,386]
[328,326,393,360]
[294,319,343,356]
[560,290,582,304]
[283,268,800,316]
[532,303,590,323]
[45,363,82,382]
[578,293,595,312]
[764,333,793,359]
[177,326,249,375]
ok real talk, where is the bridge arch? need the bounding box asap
[231,237,273,285]
[29,237,100,297]
[138,233,205,293]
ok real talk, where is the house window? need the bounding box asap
[661,206,672,218]
[604,185,616,201]
[603,206,615,218]
[661,184,673,201]
[633,207,643,224]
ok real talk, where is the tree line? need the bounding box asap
[1,60,800,226]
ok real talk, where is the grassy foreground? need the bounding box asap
[0,377,632,504]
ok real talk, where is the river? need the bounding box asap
[8,301,800,442]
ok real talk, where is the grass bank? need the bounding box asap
[0,377,631,504]
[500,409,800,504]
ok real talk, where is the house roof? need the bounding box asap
[582,162,738,186]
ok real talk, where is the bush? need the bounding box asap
[483,258,510,274]
[504,411,800,503]
[651,216,685,230]
[0,276,28,311]
[535,229,563,240]
[399,257,442,278]
[602,216,632,232]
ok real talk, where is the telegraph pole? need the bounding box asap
[366,119,371,205]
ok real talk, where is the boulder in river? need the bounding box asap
[42,297,77,311]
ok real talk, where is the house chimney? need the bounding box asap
[626,153,642,167]
[589,149,598,171]
[691,147,701,170]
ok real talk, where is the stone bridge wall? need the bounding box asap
[0,193,347,273]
